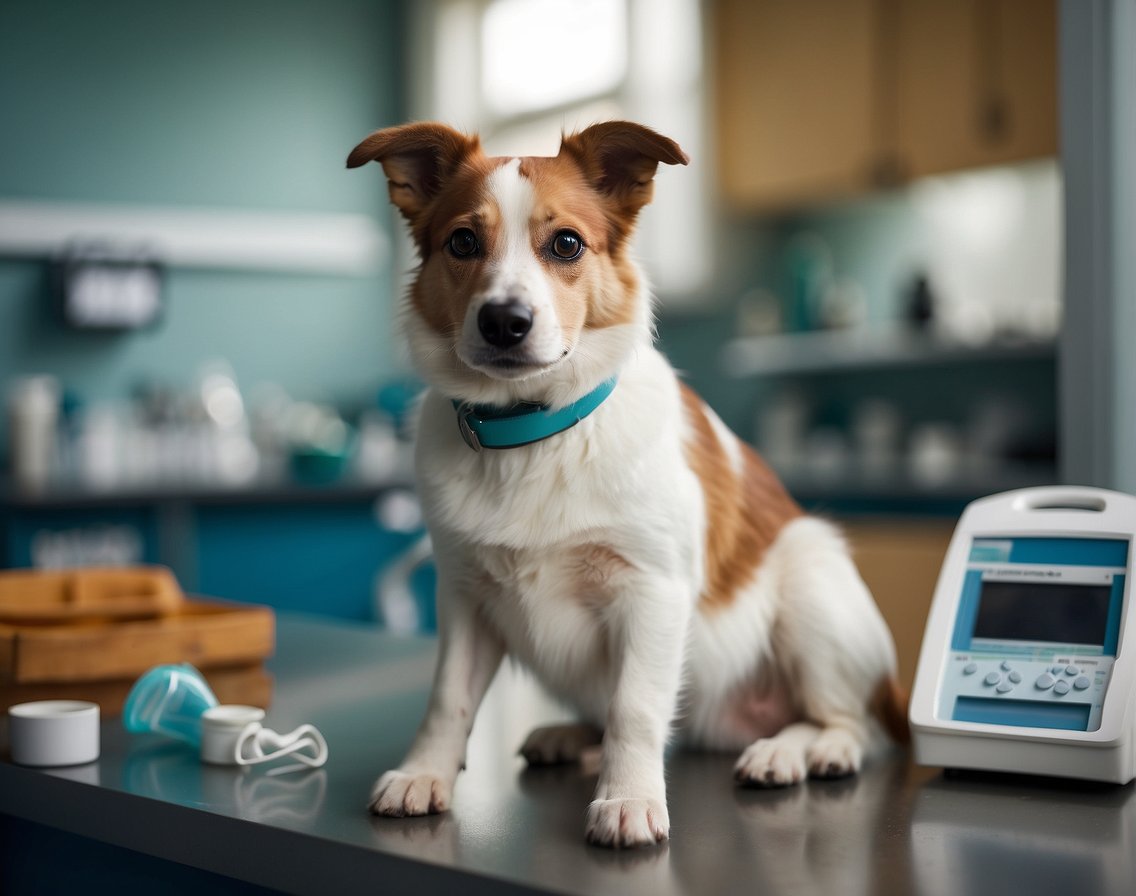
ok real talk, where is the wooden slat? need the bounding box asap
[0,566,183,623]
[0,599,275,685]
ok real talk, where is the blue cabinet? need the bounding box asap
[194,502,419,620]
[0,483,426,626]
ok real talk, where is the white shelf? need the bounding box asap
[721,325,1055,378]
[0,199,387,276]
[779,463,1057,505]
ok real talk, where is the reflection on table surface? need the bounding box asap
[5,617,1135,896]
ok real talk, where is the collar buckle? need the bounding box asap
[456,405,482,452]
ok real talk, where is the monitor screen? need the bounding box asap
[972,580,1112,647]
[953,536,1129,656]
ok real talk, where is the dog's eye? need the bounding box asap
[550,230,583,260]
[448,228,479,258]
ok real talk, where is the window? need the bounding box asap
[481,0,627,118]
[408,0,711,302]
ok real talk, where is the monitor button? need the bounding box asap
[996,681,1014,694]
[1074,676,1092,690]
[1054,680,1071,695]
[1035,673,1055,690]
[1065,665,1080,676]
[963,662,978,675]
[984,672,1002,686]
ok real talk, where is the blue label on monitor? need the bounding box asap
[953,696,1092,731]
[970,537,1129,567]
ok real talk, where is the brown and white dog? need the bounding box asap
[348,121,907,848]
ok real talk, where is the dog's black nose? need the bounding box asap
[478,301,533,348]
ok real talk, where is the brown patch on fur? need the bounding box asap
[680,384,803,611]
[346,122,481,230]
[575,543,633,584]
[348,123,512,340]
[408,155,506,337]
[519,154,642,330]
[558,121,689,245]
[582,251,646,330]
[870,675,911,745]
[571,543,634,609]
[518,155,611,254]
[721,673,800,745]
[418,154,504,258]
[530,122,687,331]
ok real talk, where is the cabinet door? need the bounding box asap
[844,519,954,691]
[713,0,880,211]
[195,503,421,622]
[1,508,159,569]
[895,0,1057,179]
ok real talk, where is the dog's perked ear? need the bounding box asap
[347,122,479,224]
[559,121,689,234]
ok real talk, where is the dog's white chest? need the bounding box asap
[426,445,604,549]
[414,360,696,554]
[474,541,627,717]
[411,349,707,718]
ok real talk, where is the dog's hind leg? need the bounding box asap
[520,723,603,766]
[734,517,898,787]
[734,721,819,786]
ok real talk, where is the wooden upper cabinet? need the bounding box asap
[712,0,1057,212]
[713,0,881,211]
[895,0,1058,180]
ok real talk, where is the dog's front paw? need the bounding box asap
[585,798,669,848]
[520,723,603,766]
[369,770,451,817]
[734,738,807,788]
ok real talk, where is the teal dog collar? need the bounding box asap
[453,377,618,451]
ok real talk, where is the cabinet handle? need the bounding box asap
[869,154,906,189]
[976,0,1009,145]
[980,95,1010,144]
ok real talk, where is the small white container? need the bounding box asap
[8,700,100,767]
[7,374,60,491]
[200,704,265,765]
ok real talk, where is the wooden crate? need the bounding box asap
[0,598,275,685]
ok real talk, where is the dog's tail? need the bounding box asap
[871,675,911,745]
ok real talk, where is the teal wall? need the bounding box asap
[0,0,408,449]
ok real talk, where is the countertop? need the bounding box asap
[2,615,1135,895]
[0,472,414,510]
